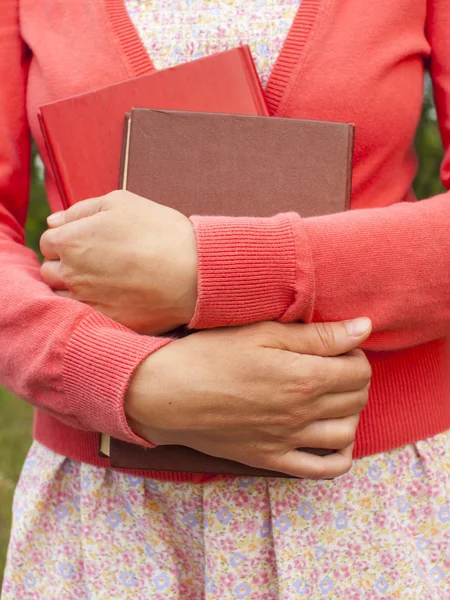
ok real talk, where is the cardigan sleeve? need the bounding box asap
[188,0,450,353]
[0,0,171,445]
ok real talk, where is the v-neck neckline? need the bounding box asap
[104,0,322,115]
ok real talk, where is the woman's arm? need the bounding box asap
[188,0,450,352]
[190,196,450,352]
[0,0,171,445]
[38,3,450,354]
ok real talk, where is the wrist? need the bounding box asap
[123,347,178,446]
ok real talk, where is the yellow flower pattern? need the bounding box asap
[125,0,301,87]
[3,3,450,598]
[3,434,450,598]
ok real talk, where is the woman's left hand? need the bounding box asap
[40,190,198,334]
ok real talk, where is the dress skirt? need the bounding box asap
[3,432,450,599]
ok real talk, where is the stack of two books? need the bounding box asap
[39,46,354,477]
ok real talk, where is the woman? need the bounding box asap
[2,0,450,598]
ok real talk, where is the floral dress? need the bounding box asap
[3,1,450,598]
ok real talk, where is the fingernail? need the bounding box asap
[344,317,371,337]
[47,211,64,226]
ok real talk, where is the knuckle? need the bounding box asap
[40,229,56,253]
[61,264,75,287]
[356,384,370,411]
[289,357,324,399]
[47,225,68,247]
[352,350,372,378]
[343,455,353,473]
[358,359,373,386]
[293,374,320,400]
[336,457,353,477]
[39,231,48,253]
[313,322,336,352]
[320,419,356,449]
[59,265,74,288]
[346,352,372,388]
[57,232,75,253]
[39,260,50,280]
[340,421,357,447]
[275,405,310,432]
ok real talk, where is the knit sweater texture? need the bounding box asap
[1,0,449,482]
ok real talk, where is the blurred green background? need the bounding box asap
[0,83,445,581]
[0,145,49,581]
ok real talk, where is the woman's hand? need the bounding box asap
[126,318,372,479]
[40,191,198,334]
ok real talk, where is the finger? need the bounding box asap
[55,290,72,298]
[40,260,67,290]
[269,444,354,479]
[40,228,61,260]
[313,386,370,419]
[40,218,94,261]
[295,415,359,451]
[266,318,372,357]
[46,196,104,228]
[319,351,372,393]
[290,351,372,397]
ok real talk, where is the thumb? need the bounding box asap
[276,318,372,357]
[47,197,104,228]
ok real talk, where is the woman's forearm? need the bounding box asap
[189,193,450,351]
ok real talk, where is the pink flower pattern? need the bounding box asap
[124,0,302,87]
[4,5,450,597]
[3,432,450,599]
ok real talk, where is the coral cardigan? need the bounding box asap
[1,0,450,482]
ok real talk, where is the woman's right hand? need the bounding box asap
[125,318,372,479]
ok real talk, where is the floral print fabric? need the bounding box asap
[4,4,450,599]
[3,433,450,599]
[125,0,302,87]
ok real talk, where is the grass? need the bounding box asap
[0,387,33,583]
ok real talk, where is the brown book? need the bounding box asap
[120,108,354,218]
[100,108,355,476]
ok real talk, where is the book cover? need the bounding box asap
[121,108,354,218]
[39,46,269,210]
[101,108,354,476]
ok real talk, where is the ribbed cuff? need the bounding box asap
[188,213,307,329]
[63,312,172,446]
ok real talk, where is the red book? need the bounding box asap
[38,46,268,210]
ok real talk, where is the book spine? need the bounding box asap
[345,125,355,210]
[37,113,69,210]
[119,114,132,190]
[239,46,270,117]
